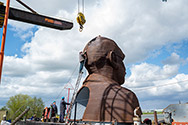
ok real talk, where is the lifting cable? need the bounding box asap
[44,62,79,105]
[130,79,188,92]
[55,63,79,100]
[77,0,86,32]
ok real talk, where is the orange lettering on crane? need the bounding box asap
[45,18,54,23]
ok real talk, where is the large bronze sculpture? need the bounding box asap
[75,36,142,124]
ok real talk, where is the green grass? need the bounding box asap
[142,111,163,115]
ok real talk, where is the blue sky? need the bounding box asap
[146,40,188,74]
[0,0,188,111]
[0,25,38,57]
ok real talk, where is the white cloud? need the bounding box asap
[124,62,188,109]
[125,63,179,87]
[1,0,188,109]
[162,52,184,65]
[82,0,188,63]
[3,56,34,77]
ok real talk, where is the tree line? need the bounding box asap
[0,94,44,120]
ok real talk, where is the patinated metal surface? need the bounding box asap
[76,36,142,123]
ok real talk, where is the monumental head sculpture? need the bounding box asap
[75,36,142,124]
[83,36,126,84]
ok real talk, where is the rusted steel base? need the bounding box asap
[16,121,62,125]
[16,121,132,125]
[16,121,67,125]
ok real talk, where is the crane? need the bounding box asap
[0,0,73,82]
[0,2,73,30]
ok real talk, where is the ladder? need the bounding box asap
[66,71,83,122]
[66,51,86,123]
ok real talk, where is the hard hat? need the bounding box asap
[62,97,65,99]
[3,115,6,118]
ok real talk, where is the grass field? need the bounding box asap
[142,111,163,115]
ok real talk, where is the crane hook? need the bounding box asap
[76,12,86,32]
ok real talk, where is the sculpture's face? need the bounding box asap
[84,36,126,85]
[113,50,126,84]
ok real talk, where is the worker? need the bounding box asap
[1,115,10,125]
[47,106,51,122]
[42,107,49,122]
[59,97,70,123]
[143,118,152,125]
[51,101,58,122]
[79,51,86,73]
[53,101,58,116]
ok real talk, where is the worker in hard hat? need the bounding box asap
[42,107,49,122]
[59,97,70,123]
[51,101,58,122]
[1,115,10,125]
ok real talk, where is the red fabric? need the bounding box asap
[44,108,48,119]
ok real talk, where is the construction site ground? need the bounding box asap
[16,121,87,125]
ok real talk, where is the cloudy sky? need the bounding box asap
[0,0,188,111]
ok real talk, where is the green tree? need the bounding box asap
[6,94,44,120]
[28,97,44,118]
[0,106,8,111]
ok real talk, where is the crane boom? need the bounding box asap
[0,4,73,30]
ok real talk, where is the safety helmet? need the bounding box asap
[62,97,65,99]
